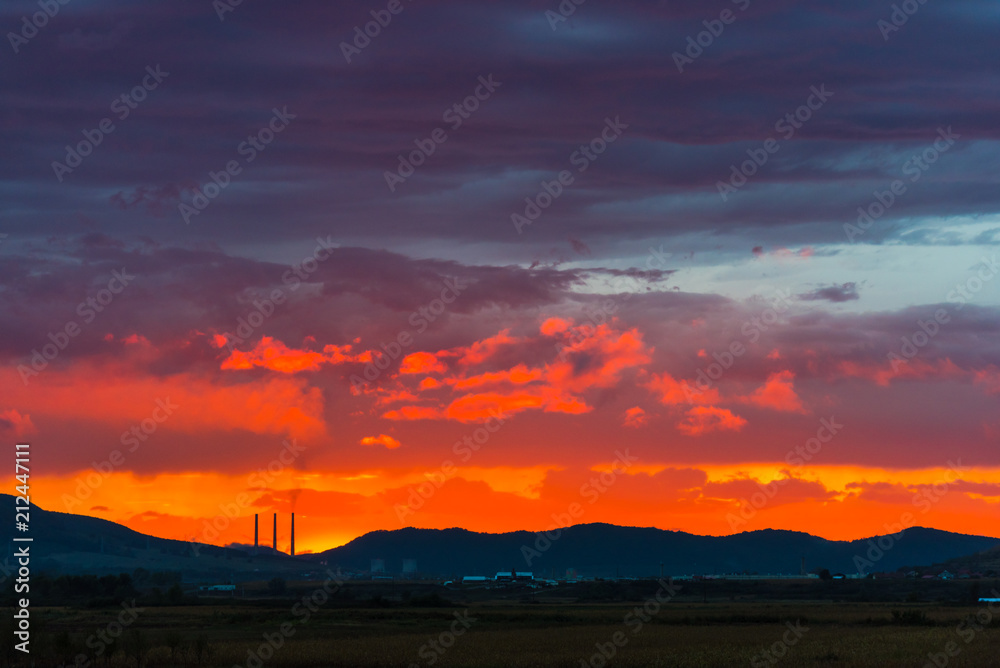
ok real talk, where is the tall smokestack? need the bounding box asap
[273,513,277,551]
[254,514,259,554]
[291,513,295,557]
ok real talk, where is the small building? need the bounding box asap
[198,584,236,592]
[495,570,533,583]
[462,576,489,586]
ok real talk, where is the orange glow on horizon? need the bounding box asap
[32,461,1000,554]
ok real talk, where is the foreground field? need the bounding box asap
[18,598,1000,668]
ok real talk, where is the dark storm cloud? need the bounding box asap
[2,231,996,384]
[1,0,998,248]
[0,235,664,371]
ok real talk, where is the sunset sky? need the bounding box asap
[2,0,999,554]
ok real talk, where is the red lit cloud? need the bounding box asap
[741,371,807,413]
[545,322,652,393]
[382,406,444,421]
[623,407,647,428]
[360,434,401,449]
[451,365,543,390]
[701,475,835,506]
[218,336,367,373]
[646,372,721,406]
[0,410,36,439]
[399,352,445,375]
[374,320,652,423]
[678,406,748,437]
[973,368,1000,394]
[645,369,805,433]
[12,358,328,446]
[451,329,519,366]
[540,317,572,336]
[837,359,971,387]
[5,0,1000,551]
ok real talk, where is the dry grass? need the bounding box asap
[25,601,1000,667]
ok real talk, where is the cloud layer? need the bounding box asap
[3,0,1000,549]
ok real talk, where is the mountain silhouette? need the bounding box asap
[308,523,1000,578]
[5,497,997,579]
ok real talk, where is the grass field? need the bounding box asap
[15,596,1000,668]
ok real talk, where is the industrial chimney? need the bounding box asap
[273,513,277,551]
[254,514,259,554]
[291,513,295,557]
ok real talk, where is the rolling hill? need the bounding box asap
[910,544,1000,576]
[307,523,1000,578]
[6,495,999,580]
[0,494,304,581]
